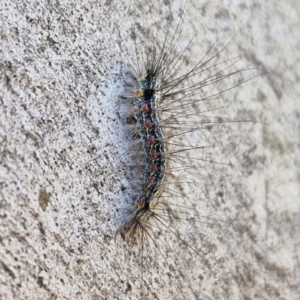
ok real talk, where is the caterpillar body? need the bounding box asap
[118,71,167,238]
[114,2,259,299]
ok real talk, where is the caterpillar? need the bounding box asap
[114,2,260,299]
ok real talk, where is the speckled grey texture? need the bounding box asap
[0,0,299,299]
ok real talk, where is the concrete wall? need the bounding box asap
[1,0,299,299]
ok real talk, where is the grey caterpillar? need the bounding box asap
[115,1,260,299]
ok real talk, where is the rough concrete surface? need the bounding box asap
[0,0,300,299]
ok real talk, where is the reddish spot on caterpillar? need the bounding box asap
[141,104,151,113]
[151,150,159,159]
[148,136,157,145]
[137,201,146,209]
[148,177,155,185]
[151,164,158,172]
[134,89,144,98]
[145,120,153,129]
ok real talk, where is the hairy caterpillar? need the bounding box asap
[114,2,260,299]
